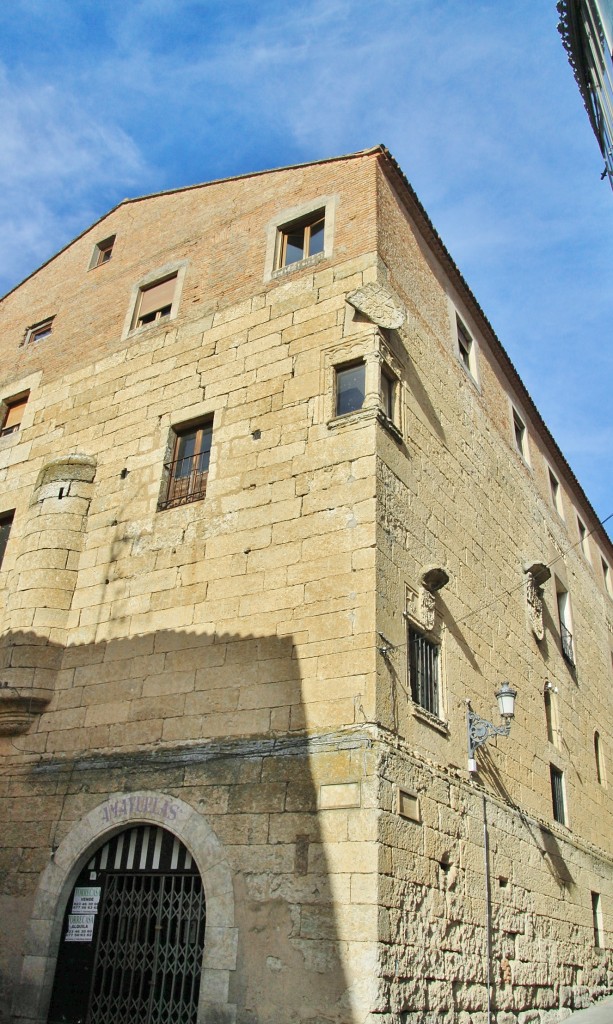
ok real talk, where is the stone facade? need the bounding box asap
[0,147,611,1024]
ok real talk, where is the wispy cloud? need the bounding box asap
[0,62,148,292]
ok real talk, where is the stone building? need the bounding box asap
[0,146,611,1024]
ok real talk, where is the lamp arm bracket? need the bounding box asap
[467,708,511,756]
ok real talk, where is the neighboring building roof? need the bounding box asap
[1,145,610,554]
[558,0,613,187]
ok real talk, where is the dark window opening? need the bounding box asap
[0,512,14,569]
[457,317,473,372]
[550,765,566,824]
[408,626,440,717]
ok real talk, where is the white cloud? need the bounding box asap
[0,63,148,293]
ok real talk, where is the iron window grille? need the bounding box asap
[159,422,212,511]
[408,626,440,717]
[560,622,575,666]
[550,765,566,825]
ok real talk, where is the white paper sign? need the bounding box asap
[72,887,101,914]
[65,914,95,942]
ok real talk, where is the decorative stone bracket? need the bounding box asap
[524,560,551,641]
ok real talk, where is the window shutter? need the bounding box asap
[139,277,176,317]
[4,397,27,431]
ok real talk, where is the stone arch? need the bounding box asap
[13,790,237,1024]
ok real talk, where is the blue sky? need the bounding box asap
[0,0,611,537]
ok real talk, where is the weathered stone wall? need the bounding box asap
[2,725,381,1024]
[373,162,613,1016]
[376,741,612,1023]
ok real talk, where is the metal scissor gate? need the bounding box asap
[48,826,206,1024]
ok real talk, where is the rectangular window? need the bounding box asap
[1,394,28,436]
[550,765,566,824]
[90,235,115,268]
[548,469,563,517]
[159,421,212,511]
[0,511,14,569]
[335,361,365,417]
[602,558,612,597]
[591,892,603,948]
[379,367,395,420]
[456,317,474,374]
[512,408,527,458]
[577,517,591,562]
[408,626,440,717]
[25,317,54,345]
[556,583,575,667]
[276,210,325,268]
[134,275,177,328]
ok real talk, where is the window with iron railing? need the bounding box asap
[408,626,440,718]
[158,421,212,511]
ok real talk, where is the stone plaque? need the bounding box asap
[347,283,406,329]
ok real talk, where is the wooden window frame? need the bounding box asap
[276,209,325,269]
[90,235,115,269]
[133,275,178,330]
[24,317,54,346]
[158,420,213,511]
[0,393,29,437]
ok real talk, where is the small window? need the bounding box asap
[512,408,527,458]
[91,235,115,268]
[159,420,212,511]
[548,469,563,517]
[556,582,575,667]
[0,394,28,437]
[134,275,177,329]
[335,362,365,417]
[550,765,566,824]
[594,731,607,787]
[456,317,474,375]
[577,517,591,562]
[592,892,603,948]
[602,558,612,598]
[276,210,325,269]
[25,317,54,345]
[0,511,14,569]
[408,626,440,718]
[379,367,395,420]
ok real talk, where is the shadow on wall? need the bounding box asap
[0,627,352,1024]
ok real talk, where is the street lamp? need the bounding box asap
[466,682,517,773]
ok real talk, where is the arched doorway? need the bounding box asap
[47,824,206,1024]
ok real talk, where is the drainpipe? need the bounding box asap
[482,794,493,1024]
